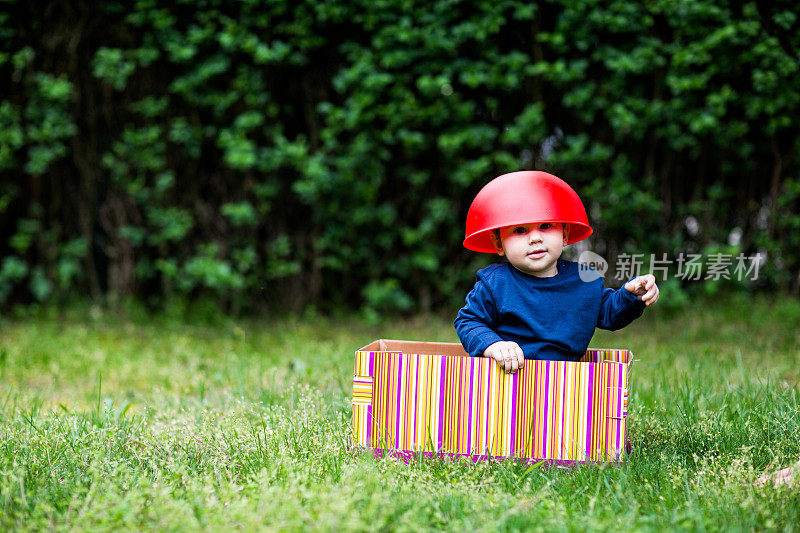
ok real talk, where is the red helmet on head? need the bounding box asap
[463,171,593,253]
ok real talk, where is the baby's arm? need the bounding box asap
[597,274,657,330]
[454,279,524,373]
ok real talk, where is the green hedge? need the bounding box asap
[1,0,799,313]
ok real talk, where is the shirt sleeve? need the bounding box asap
[596,282,647,331]
[453,278,505,357]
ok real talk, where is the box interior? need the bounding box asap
[357,339,470,358]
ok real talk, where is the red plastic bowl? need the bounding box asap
[463,171,593,253]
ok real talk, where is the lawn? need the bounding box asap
[1,296,800,531]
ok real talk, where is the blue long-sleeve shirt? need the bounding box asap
[453,260,646,361]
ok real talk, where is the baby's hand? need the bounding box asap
[484,341,525,374]
[624,274,660,307]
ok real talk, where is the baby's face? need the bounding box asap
[491,222,569,277]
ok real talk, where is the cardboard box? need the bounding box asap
[352,339,631,463]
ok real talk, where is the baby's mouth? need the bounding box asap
[528,250,547,258]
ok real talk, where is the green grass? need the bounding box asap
[1,295,800,531]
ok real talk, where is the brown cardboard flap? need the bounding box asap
[356,339,469,358]
[356,340,383,352]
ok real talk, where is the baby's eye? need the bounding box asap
[539,223,552,230]
[512,226,528,234]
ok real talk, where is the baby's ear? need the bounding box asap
[489,231,505,256]
[562,223,570,244]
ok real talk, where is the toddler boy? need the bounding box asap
[454,171,659,373]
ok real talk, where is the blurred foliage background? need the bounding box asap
[1,0,799,315]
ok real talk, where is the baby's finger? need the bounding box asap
[644,275,655,290]
[515,345,525,371]
[640,290,654,304]
[651,287,660,301]
[509,348,520,373]
[492,350,504,365]
[636,279,647,295]
[649,290,660,306]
